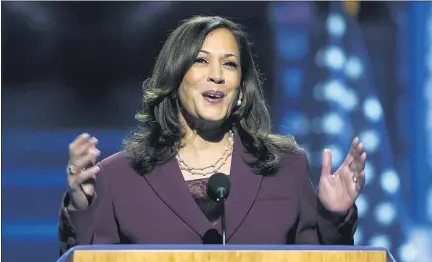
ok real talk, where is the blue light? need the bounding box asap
[326,13,346,38]
[280,111,310,137]
[282,69,303,98]
[275,29,309,60]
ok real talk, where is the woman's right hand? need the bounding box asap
[66,133,101,211]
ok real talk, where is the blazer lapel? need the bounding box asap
[143,158,212,238]
[224,130,263,241]
[142,129,262,242]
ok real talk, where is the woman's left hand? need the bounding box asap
[317,137,366,214]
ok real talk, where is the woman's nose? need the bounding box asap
[208,75,225,84]
[207,64,225,84]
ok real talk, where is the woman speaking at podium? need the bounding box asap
[58,16,366,255]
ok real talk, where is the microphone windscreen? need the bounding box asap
[202,229,222,244]
[207,173,231,201]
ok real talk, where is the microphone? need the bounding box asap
[202,229,222,244]
[206,173,231,245]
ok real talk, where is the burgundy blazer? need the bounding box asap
[58,133,357,254]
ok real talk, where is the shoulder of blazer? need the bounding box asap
[94,151,140,191]
[99,151,130,166]
[268,148,310,183]
[279,148,308,170]
[97,151,133,175]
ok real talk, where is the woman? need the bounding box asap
[59,16,366,254]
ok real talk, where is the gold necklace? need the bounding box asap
[176,130,234,176]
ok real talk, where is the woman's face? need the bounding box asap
[178,28,242,124]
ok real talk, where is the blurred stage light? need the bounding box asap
[323,80,346,101]
[374,202,396,226]
[344,56,363,80]
[364,162,374,185]
[325,144,343,167]
[326,13,346,38]
[317,46,346,70]
[272,3,413,260]
[322,112,344,134]
[363,97,383,122]
[281,112,310,137]
[321,80,358,110]
[398,242,419,262]
[358,130,380,153]
[398,227,432,262]
[354,226,363,244]
[338,88,359,111]
[380,170,400,194]
[355,194,369,217]
[369,235,391,250]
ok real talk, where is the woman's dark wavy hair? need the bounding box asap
[124,15,299,176]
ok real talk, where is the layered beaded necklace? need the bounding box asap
[176,130,234,176]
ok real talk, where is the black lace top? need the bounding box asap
[186,178,222,225]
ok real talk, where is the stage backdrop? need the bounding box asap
[2,2,432,262]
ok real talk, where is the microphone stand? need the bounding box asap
[219,190,227,245]
[221,201,227,245]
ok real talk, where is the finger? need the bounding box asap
[357,151,367,170]
[349,158,365,172]
[72,137,99,157]
[344,137,359,165]
[69,133,91,152]
[349,152,367,172]
[72,147,100,168]
[345,139,365,168]
[321,149,333,177]
[360,151,367,162]
[81,183,96,196]
[73,165,100,185]
[352,137,360,146]
[355,143,364,158]
[89,136,98,145]
[74,148,101,168]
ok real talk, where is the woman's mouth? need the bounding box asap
[202,90,225,104]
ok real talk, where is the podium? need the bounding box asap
[57,245,396,262]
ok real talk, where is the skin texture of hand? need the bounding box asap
[317,137,366,214]
[66,133,101,210]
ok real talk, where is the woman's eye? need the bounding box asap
[194,58,207,64]
[225,61,238,69]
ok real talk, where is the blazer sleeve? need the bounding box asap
[58,163,120,255]
[295,151,358,245]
